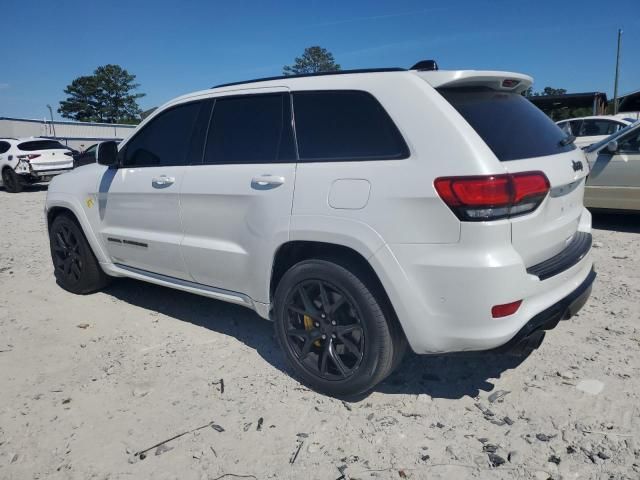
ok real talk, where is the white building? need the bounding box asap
[0,117,137,151]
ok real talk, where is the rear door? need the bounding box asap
[585,126,640,210]
[97,100,209,279]
[16,139,73,171]
[440,88,589,267]
[179,89,297,301]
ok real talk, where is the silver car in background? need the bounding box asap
[584,121,640,211]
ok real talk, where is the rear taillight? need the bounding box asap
[17,154,41,161]
[434,171,549,221]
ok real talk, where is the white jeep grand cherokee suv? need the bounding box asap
[1,137,74,192]
[45,63,595,396]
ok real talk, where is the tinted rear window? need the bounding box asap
[293,91,409,161]
[18,140,67,151]
[439,88,575,161]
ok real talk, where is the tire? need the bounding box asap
[49,213,110,294]
[2,168,23,193]
[273,259,400,397]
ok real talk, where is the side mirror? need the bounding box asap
[606,140,618,154]
[96,141,119,167]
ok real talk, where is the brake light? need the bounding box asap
[491,300,522,318]
[502,79,520,88]
[17,154,41,161]
[434,171,549,221]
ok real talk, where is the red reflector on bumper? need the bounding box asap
[492,300,522,318]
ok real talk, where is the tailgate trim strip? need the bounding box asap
[526,232,592,280]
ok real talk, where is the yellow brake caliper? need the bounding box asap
[303,315,322,347]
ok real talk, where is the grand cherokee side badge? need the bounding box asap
[572,160,584,172]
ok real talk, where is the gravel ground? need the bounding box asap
[0,187,639,480]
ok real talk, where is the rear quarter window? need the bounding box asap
[0,141,11,154]
[292,90,409,161]
[439,88,575,161]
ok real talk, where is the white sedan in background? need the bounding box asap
[557,116,633,149]
[0,137,74,192]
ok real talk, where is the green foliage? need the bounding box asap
[58,65,145,124]
[523,86,567,97]
[283,46,341,75]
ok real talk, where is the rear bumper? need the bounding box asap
[493,267,595,352]
[370,208,595,354]
[18,167,74,183]
[30,168,74,177]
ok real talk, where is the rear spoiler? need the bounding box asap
[414,70,533,94]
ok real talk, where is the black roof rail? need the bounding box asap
[211,67,406,89]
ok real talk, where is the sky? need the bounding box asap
[1,0,639,120]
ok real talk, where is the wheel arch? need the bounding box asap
[46,195,110,265]
[270,240,405,331]
[270,239,409,360]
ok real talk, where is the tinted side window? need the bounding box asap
[569,120,583,136]
[579,120,624,136]
[0,141,10,154]
[203,93,295,164]
[122,101,202,167]
[293,91,409,161]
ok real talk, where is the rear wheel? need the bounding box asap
[2,168,23,193]
[273,259,400,397]
[49,213,110,294]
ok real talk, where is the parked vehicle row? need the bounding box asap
[45,64,596,396]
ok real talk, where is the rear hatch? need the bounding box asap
[17,139,74,171]
[433,77,589,268]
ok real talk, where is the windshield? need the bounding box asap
[438,87,576,161]
[585,122,639,153]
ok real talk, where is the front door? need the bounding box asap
[97,100,209,279]
[180,89,297,302]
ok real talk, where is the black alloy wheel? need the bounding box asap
[284,280,365,380]
[49,214,110,294]
[274,259,404,397]
[52,222,84,284]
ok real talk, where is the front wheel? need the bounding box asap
[273,259,401,397]
[49,213,110,294]
[2,168,23,193]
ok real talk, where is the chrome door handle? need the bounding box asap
[152,176,175,188]
[251,175,285,190]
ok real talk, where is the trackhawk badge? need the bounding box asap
[572,160,584,172]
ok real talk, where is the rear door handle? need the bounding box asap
[251,175,285,190]
[152,175,175,188]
